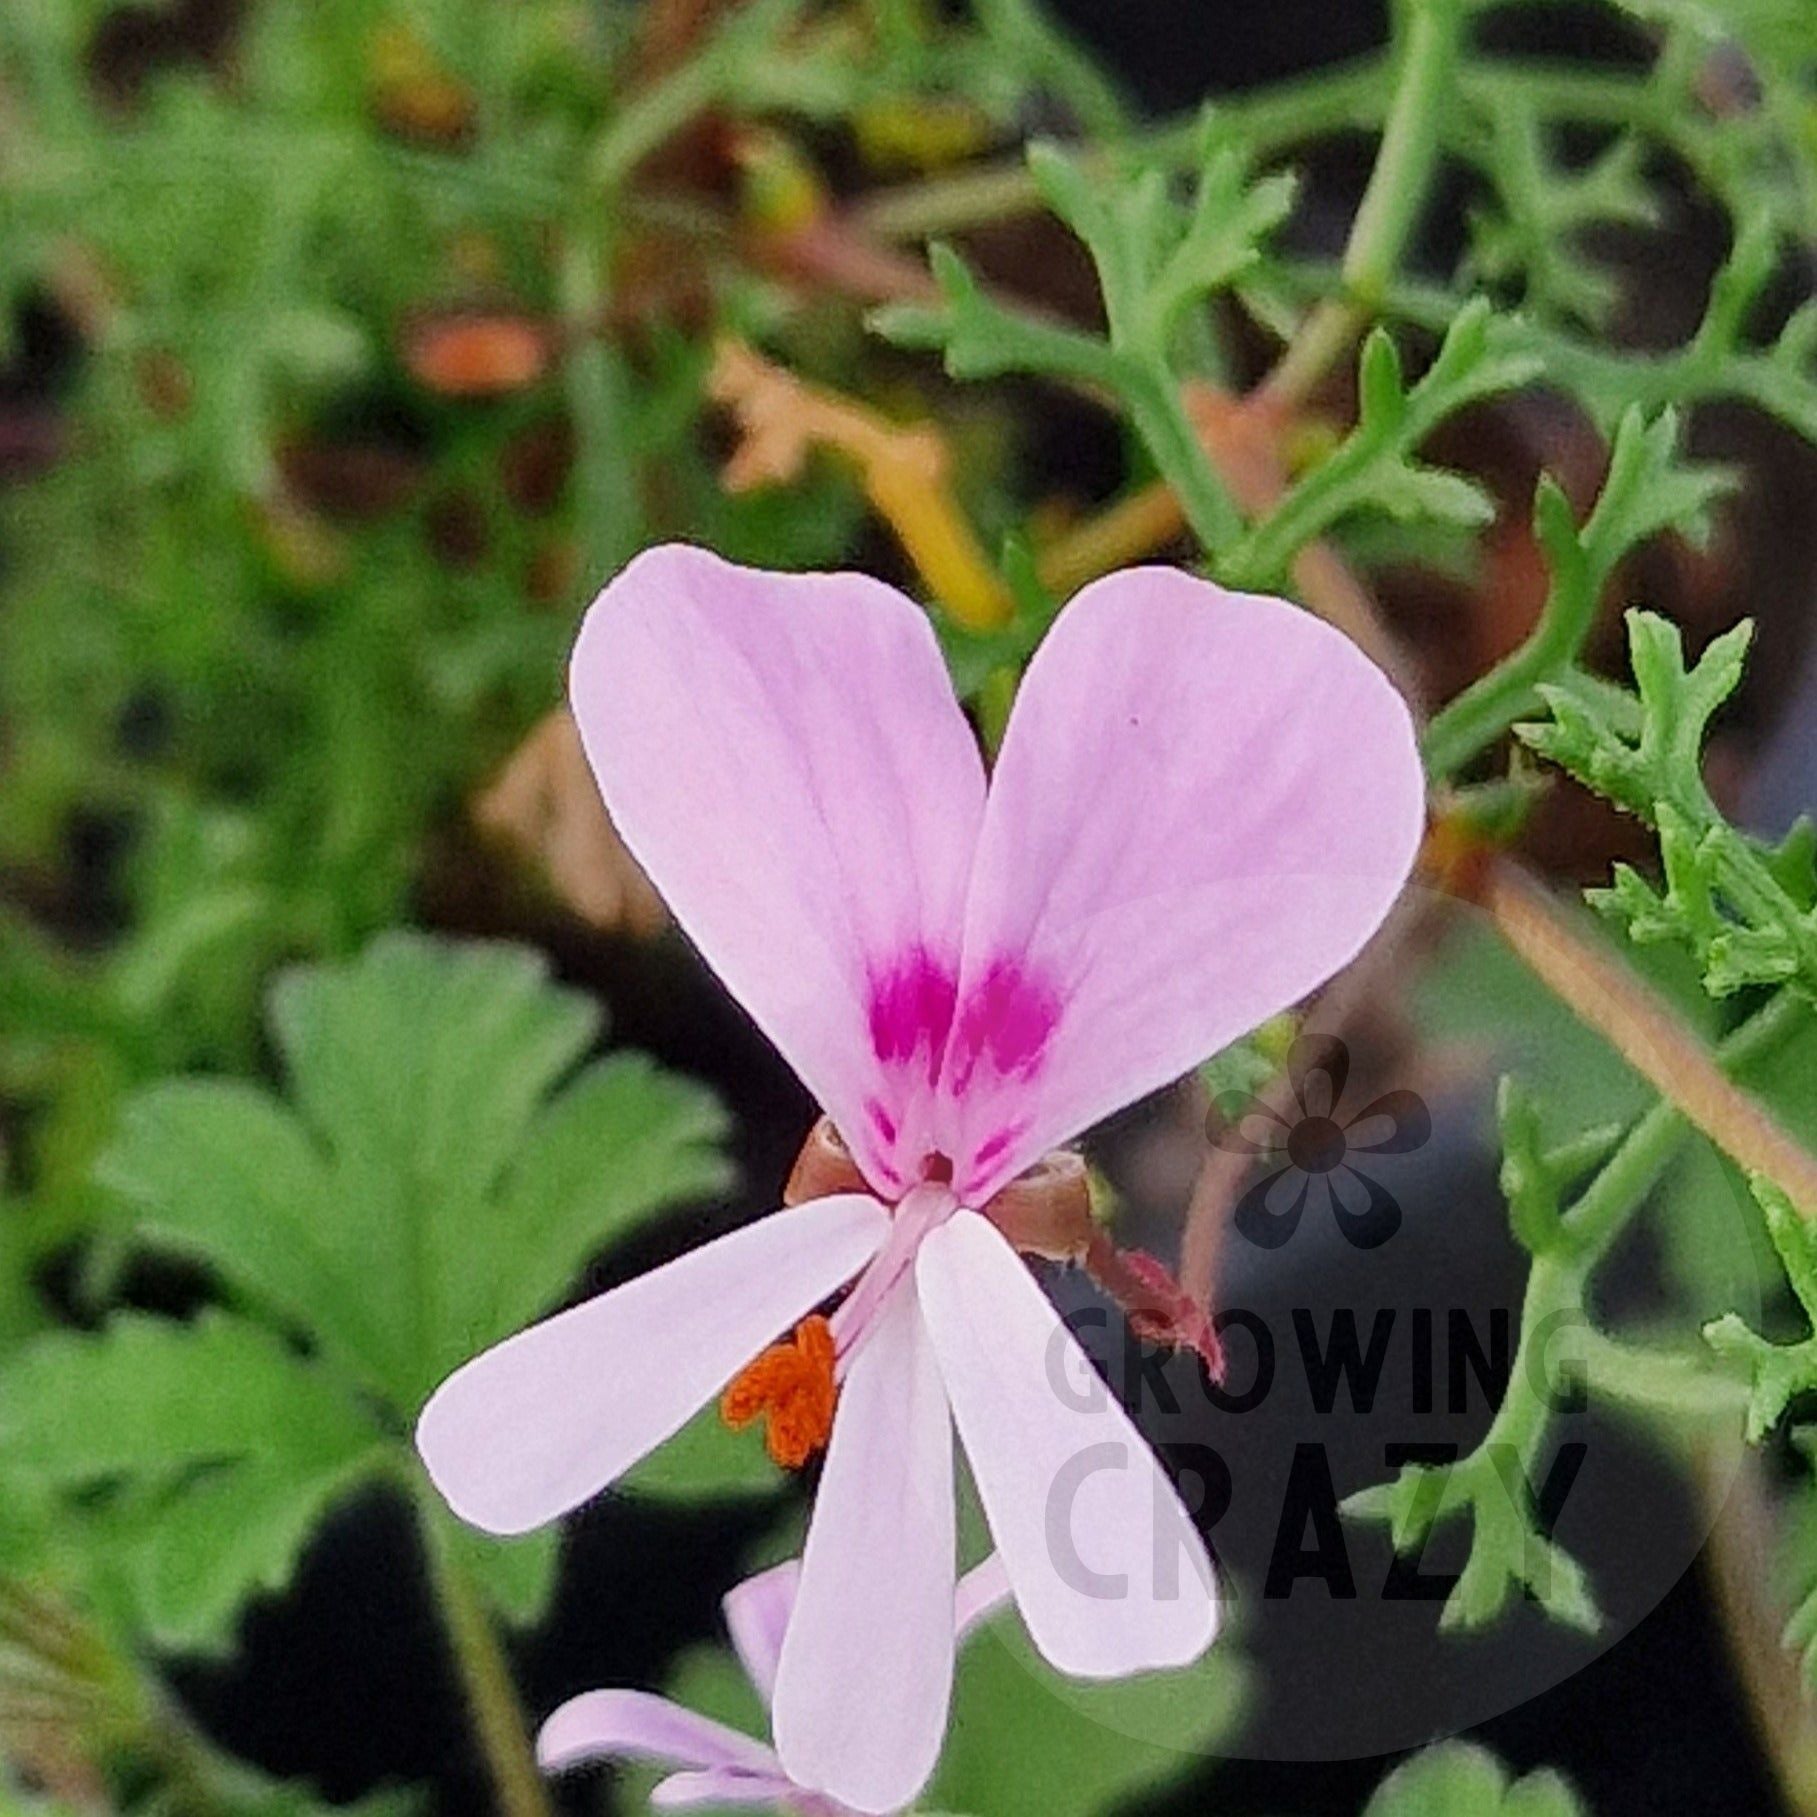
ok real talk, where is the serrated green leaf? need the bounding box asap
[458,1051,732,1370]
[871,241,1115,388]
[101,933,732,1410]
[620,1399,786,1500]
[1345,1440,1602,1636]
[878,117,1293,402]
[1518,609,1817,1004]
[1363,1741,1587,1816]
[432,1510,559,1632]
[1703,1177,1817,1441]
[0,1311,387,1651]
[925,1612,1247,1817]
[96,1080,399,1397]
[85,933,732,1633]
[1465,93,1659,331]
[1226,301,1540,586]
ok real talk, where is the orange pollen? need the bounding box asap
[720,1314,838,1469]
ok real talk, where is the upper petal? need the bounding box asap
[416,1195,888,1534]
[571,545,987,1194]
[916,1210,1218,1678]
[935,568,1424,1200]
[536,1688,779,1778]
[771,1284,955,1815]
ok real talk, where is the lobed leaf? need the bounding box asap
[1363,1741,1586,1815]
[1703,1177,1817,1442]
[85,932,734,1633]
[103,933,732,1411]
[0,1310,387,1652]
[1520,611,1817,1003]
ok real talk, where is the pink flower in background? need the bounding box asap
[538,1554,1011,1812]
[418,544,1424,1813]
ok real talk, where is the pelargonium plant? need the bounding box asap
[2,1,1816,1815]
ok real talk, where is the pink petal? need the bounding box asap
[954,1553,1012,1642]
[416,1195,888,1534]
[571,545,986,1194]
[936,568,1424,1201]
[651,1768,798,1809]
[772,1286,955,1815]
[916,1210,1218,1678]
[536,1688,779,1777]
[723,1559,801,1707]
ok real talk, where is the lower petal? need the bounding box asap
[954,1553,1012,1642]
[651,1767,797,1810]
[723,1559,801,1707]
[417,1195,888,1534]
[772,1286,955,1815]
[536,1689,779,1778]
[916,1210,1218,1678]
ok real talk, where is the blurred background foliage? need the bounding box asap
[0,0,1815,1812]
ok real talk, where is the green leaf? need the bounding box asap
[874,118,1293,391]
[101,932,733,1410]
[1343,1441,1602,1636]
[1519,610,1817,1003]
[0,1311,387,1652]
[1465,92,1660,330]
[621,1399,785,1501]
[1147,132,1296,339]
[1497,1078,1623,1259]
[924,1613,1247,1817]
[1363,1741,1587,1815]
[431,1510,559,1632]
[88,932,734,1632]
[1225,301,1542,586]
[872,242,1115,388]
[479,1052,735,1354]
[1704,1176,1817,1441]
[96,1079,399,1399]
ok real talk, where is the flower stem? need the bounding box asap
[1262,0,1465,410]
[419,1504,552,1817]
[1485,862,1817,1220]
[1564,987,1809,1262]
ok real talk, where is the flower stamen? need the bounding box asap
[720,1314,838,1468]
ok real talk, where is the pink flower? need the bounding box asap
[538,1554,1011,1813]
[418,546,1424,1813]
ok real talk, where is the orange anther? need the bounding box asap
[720,1314,838,1469]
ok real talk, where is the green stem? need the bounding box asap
[560,230,642,581]
[1567,988,1807,1261]
[1119,358,1244,555]
[1357,988,1806,1622]
[1263,0,1465,408]
[1421,598,1586,780]
[1480,1253,1583,1477]
[1577,1326,1751,1421]
[420,1505,552,1817]
[856,54,1391,241]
